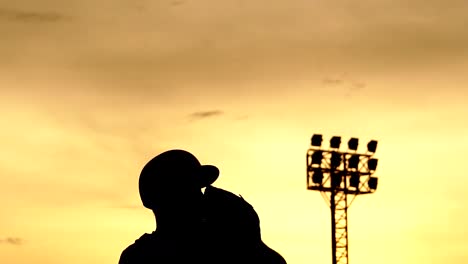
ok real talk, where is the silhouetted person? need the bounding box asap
[201,186,286,264]
[119,149,286,264]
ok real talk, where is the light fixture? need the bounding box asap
[312,169,324,184]
[330,136,341,149]
[348,138,359,151]
[350,173,360,188]
[368,158,378,171]
[368,177,378,190]
[311,134,323,147]
[367,140,378,153]
[331,173,342,187]
[348,155,360,169]
[331,152,342,167]
[312,151,323,165]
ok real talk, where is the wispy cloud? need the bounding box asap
[0,237,24,245]
[323,76,367,97]
[352,82,366,90]
[170,0,186,6]
[189,110,224,121]
[322,78,344,85]
[344,81,366,97]
[0,8,66,23]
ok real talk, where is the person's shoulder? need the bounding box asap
[119,243,136,264]
[205,186,251,206]
[118,233,155,264]
[204,186,259,230]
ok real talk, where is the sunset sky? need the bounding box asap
[1,0,468,263]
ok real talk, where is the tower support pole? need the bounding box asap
[330,189,338,264]
[331,189,349,264]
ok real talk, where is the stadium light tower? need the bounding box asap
[306,134,380,264]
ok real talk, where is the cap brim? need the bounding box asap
[197,165,219,187]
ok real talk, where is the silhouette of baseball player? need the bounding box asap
[118,149,286,264]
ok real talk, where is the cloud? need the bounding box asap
[0,237,24,245]
[322,78,344,85]
[189,110,224,120]
[170,0,186,6]
[345,81,367,96]
[352,82,366,90]
[322,76,367,97]
[0,8,66,23]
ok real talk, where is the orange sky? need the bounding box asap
[1,1,468,264]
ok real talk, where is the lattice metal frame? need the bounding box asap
[306,138,379,264]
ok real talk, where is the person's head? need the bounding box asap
[139,150,219,226]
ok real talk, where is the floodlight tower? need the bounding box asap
[307,134,379,264]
